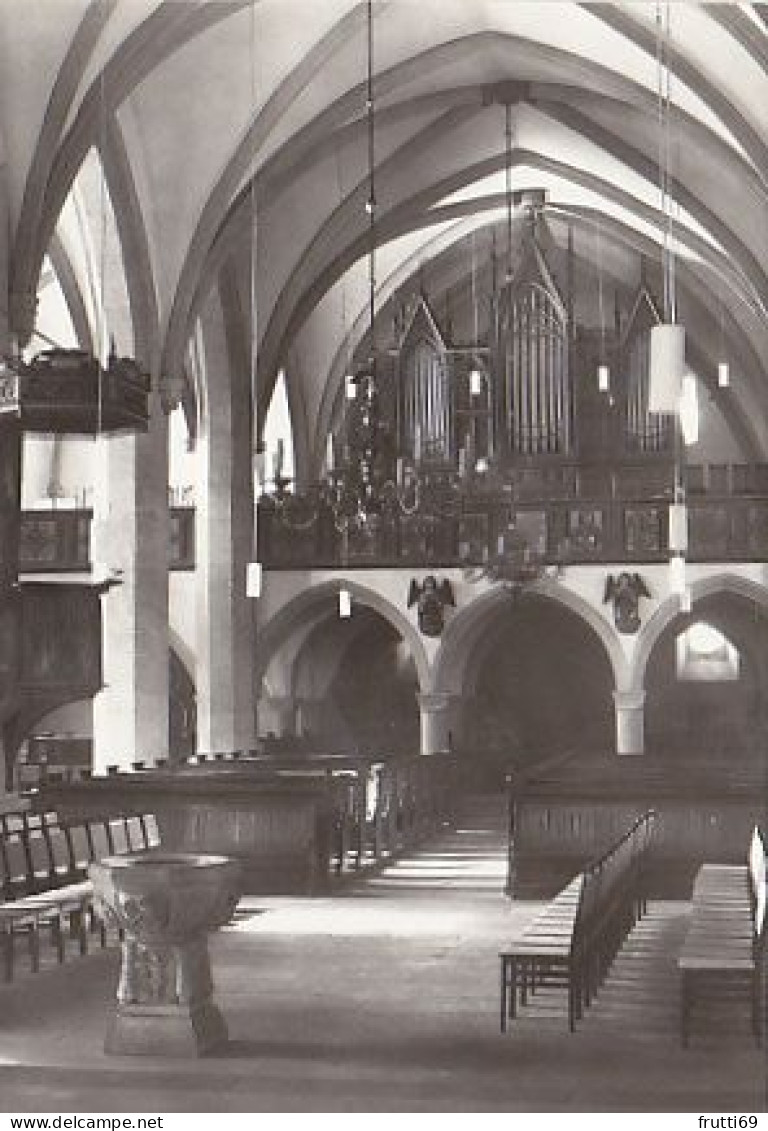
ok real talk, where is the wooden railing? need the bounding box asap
[259,460,768,569]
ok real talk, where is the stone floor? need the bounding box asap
[0,801,765,1113]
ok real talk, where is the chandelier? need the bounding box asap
[461,514,556,594]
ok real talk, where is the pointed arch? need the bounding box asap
[632,572,768,692]
[433,578,628,696]
[255,579,430,694]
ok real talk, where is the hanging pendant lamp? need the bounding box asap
[647,323,685,413]
[338,587,352,618]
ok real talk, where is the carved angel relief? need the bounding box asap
[603,572,651,635]
[408,575,455,637]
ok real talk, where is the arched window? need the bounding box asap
[676,621,739,682]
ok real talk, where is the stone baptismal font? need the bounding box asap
[90,852,241,1056]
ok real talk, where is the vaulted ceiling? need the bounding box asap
[1,0,766,474]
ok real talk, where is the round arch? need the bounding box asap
[433,578,628,697]
[256,578,431,694]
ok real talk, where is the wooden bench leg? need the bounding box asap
[29,923,40,973]
[500,955,519,1032]
[681,972,690,1047]
[751,967,762,1047]
[574,957,584,1022]
[74,906,88,956]
[520,959,529,1006]
[1,926,12,982]
[53,915,65,964]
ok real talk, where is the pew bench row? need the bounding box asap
[0,811,160,981]
[500,810,654,1032]
[678,828,766,1047]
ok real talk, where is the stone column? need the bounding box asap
[194,294,255,755]
[92,392,170,773]
[613,689,646,755]
[418,692,455,755]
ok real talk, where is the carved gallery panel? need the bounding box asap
[688,505,731,559]
[457,513,489,565]
[624,505,663,556]
[565,506,605,558]
[745,503,768,557]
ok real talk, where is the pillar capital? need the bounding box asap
[417,691,453,713]
[612,689,646,711]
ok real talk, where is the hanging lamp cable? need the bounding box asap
[596,216,606,365]
[366,0,376,370]
[249,0,258,461]
[471,229,479,350]
[656,1,676,326]
[505,101,513,282]
[98,62,107,437]
[247,0,262,598]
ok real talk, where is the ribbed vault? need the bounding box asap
[1,1,765,470]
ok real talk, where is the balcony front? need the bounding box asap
[258,460,768,571]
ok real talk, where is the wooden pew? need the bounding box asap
[500,811,655,1033]
[678,827,766,1047]
[0,807,159,980]
[500,874,586,1032]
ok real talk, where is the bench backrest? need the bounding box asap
[88,821,112,861]
[126,815,146,852]
[574,810,655,942]
[27,829,53,885]
[142,813,160,848]
[0,809,162,899]
[748,826,766,939]
[3,834,31,894]
[68,825,92,872]
[47,827,74,879]
[107,818,130,854]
